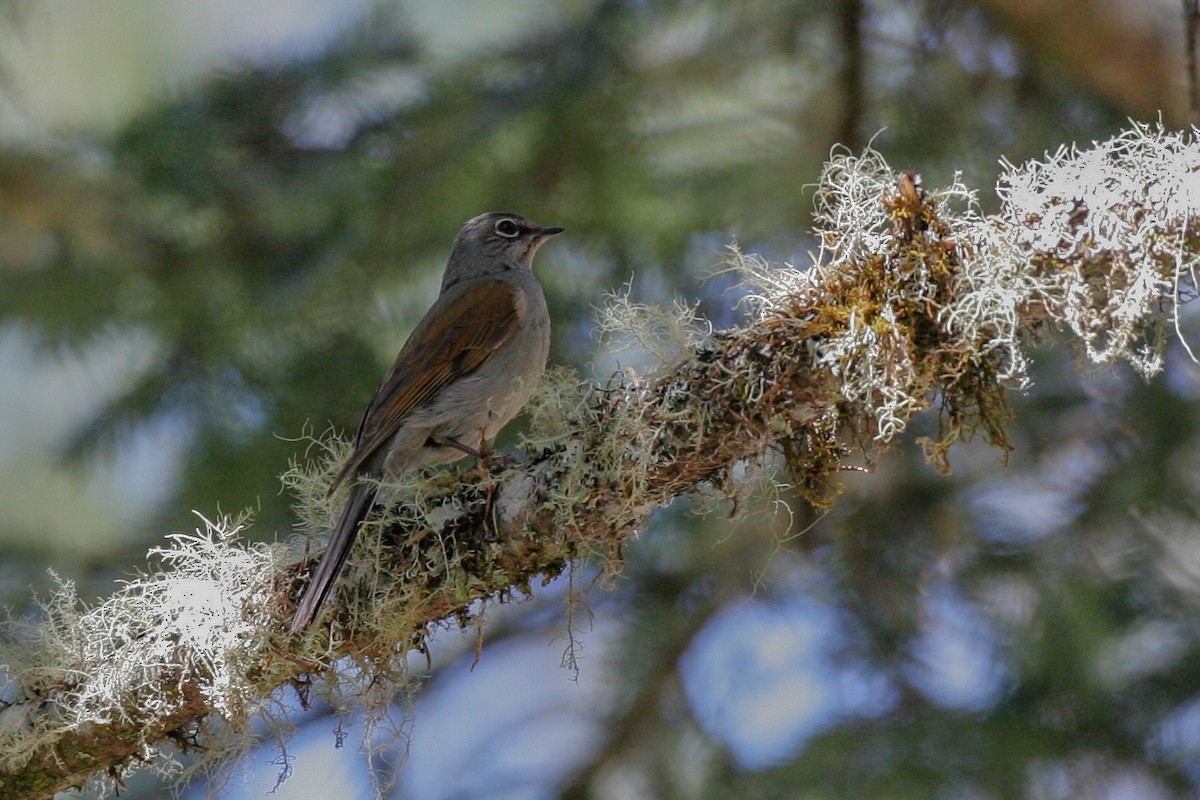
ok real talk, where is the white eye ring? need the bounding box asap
[495,219,520,238]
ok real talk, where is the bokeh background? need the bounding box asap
[2,1,1199,798]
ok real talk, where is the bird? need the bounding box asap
[290,211,562,635]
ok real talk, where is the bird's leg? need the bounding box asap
[470,428,516,534]
[458,428,500,531]
[429,434,499,525]
[428,434,482,459]
[429,434,520,531]
[476,435,495,460]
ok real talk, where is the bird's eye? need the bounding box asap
[495,219,520,238]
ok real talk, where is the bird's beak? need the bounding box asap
[536,225,565,239]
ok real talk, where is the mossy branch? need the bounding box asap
[2,121,1198,799]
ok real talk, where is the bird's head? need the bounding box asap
[441,211,563,291]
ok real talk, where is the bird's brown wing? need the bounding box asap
[327,277,526,496]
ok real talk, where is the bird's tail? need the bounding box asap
[290,481,377,635]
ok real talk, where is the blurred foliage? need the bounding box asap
[6,0,1200,798]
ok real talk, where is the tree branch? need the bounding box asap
[1,121,1197,799]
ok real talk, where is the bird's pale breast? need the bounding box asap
[380,270,550,476]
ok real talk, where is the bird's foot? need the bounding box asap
[479,450,521,474]
[473,451,521,534]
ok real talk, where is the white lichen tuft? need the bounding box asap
[812,145,898,265]
[0,514,286,788]
[735,123,1200,446]
[727,246,810,319]
[992,121,1200,375]
[596,285,712,367]
[939,212,1035,385]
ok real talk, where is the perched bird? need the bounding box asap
[291,212,562,635]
